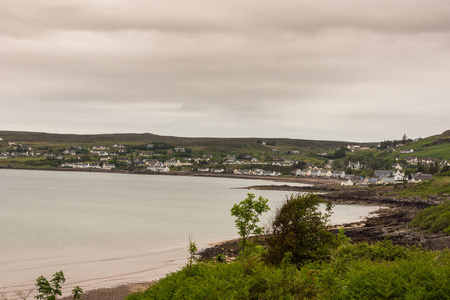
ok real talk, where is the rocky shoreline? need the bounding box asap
[199,206,449,262]
[17,173,448,299]
[199,186,449,261]
[56,187,448,300]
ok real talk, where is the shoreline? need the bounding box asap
[0,165,342,186]
[60,282,154,300]
[2,167,446,300]
[78,203,450,300]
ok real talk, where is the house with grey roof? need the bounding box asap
[374,170,393,179]
[410,172,433,182]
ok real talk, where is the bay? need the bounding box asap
[0,169,379,297]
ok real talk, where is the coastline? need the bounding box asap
[0,165,342,186]
[2,168,447,300]
[56,204,450,300]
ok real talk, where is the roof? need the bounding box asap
[374,170,393,178]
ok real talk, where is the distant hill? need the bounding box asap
[0,131,357,152]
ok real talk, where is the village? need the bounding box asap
[1,136,447,187]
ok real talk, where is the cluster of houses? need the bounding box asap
[347,144,371,152]
[145,159,193,172]
[295,168,346,178]
[0,141,38,158]
[233,169,282,176]
[294,165,434,186]
[402,156,449,166]
[61,162,116,170]
[340,170,433,186]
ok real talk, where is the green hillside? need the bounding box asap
[0,131,351,152]
[403,130,450,160]
[0,130,448,176]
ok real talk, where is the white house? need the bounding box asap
[251,157,260,163]
[348,161,364,170]
[405,157,418,165]
[301,169,311,176]
[157,166,170,172]
[393,171,405,183]
[103,163,116,170]
[332,170,346,178]
[341,179,353,186]
[401,149,414,154]
[393,163,403,170]
[320,170,332,178]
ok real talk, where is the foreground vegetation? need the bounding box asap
[127,194,450,299]
[127,239,449,299]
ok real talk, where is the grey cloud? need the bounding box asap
[1,0,449,141]
[2,0,450,37]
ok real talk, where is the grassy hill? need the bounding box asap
[0,131,352,153]
[0,130,447,175]
[394,130,450,161]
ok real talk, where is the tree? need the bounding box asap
[327,146,346,159]
[402,133,408,145]
[230,193,270,253]
[35,271,82,300]
[265,193,338,266]
[35,271,65,300]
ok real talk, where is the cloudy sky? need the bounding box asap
[1,0,449,142]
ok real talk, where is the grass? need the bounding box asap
[397,132,450,160]
[0,157,56,169]
[126,240,450,300]
[410,201,450,234]
[0,131,350,152]
[395,177,450,198]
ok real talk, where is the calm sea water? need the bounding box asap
[0,169,379,298]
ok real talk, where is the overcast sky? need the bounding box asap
[1,0,449,142]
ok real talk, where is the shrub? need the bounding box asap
[265,193,338,266]
[216,254,226,263]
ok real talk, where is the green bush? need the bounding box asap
[265,193,338,266]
